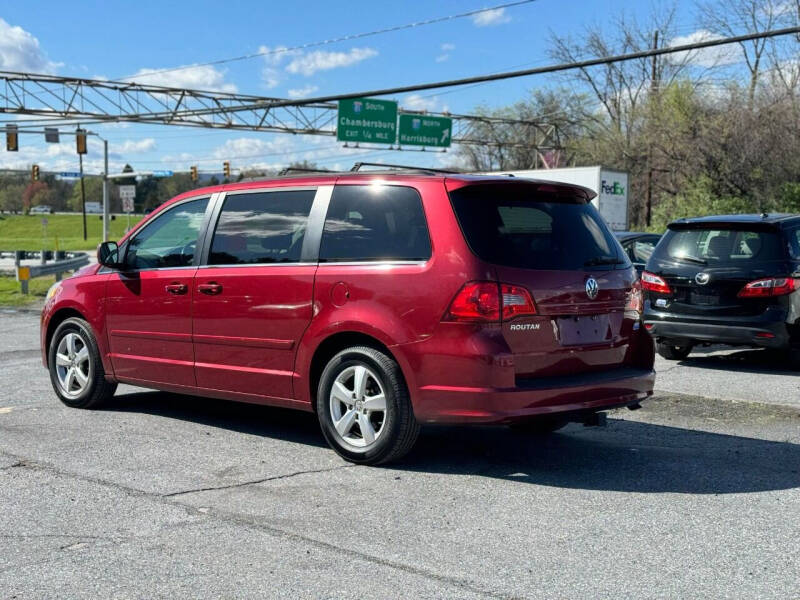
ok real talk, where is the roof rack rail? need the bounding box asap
[278,166,336,176]
[350,161,460,174]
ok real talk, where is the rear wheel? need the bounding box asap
[316,346,419,465]
[509,417,569,435]
[48,317,117,408]
[786,346,800,370]
[657,341,693,360]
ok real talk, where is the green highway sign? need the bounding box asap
[337,98,397,144]
[398,114,452,148]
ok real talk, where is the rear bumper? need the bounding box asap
[643,305,790,348]
[413,367,655,424]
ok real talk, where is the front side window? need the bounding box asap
[125,197,209,270]
[319,185,431,262]
[209,190,315,265]
[629,237,658,263]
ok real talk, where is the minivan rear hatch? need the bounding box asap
[447,180,638,379]
[646,221,790,317]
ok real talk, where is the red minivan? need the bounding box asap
[41,172,655,464]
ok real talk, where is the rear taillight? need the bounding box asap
[625,280,643,315]
[445,281,536,323]
[737,277,798,298]
[445,282,501,322]
[641,271,671,294]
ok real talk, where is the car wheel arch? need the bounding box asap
[45,307,87,361]
[306,331,407,411]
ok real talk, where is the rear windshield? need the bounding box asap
[449,183,625,270]
[654,227,786,265]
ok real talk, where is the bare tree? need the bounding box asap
[698,0,796,106]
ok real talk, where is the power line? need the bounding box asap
[238,25,800,112]
[115,0,538,82]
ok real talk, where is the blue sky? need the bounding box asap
[0,1,706,174]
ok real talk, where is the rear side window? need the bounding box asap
[319,185,431,262]
[209,190,315,265]
[449,183,623,270]
[654,228,785,265]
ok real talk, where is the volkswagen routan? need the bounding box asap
[42,172,655,464]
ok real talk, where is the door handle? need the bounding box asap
[165,282,188,295]
[198,282,223,295]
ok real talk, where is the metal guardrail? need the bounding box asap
[0,250,87,261]
[13,251,89,294]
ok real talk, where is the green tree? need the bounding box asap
[0,182,26,213]
[649,177,754,232]
[68,177,104,212]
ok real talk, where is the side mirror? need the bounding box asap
[97,241,121,268]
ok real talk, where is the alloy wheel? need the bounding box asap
[328,364,387,451]
[54,332,92,399]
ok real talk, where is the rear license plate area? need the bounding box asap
[557,314,612,346]
[690,291,720,305]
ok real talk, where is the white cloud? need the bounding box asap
[471,8,510,27]
[403,94,448,113]
[286,47,378,76]
[0,18,60,73]
[128,65,237,93]
[211,137,295,160]
[115,138,157,154]
[436,42,456,63]
[668,30,741,68]
[258,45,300,89]
[0,140,126,173]
[287,85,319,99]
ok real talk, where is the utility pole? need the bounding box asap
[645,30,659,228]
[102,139,109,242]
[79,153,87,241]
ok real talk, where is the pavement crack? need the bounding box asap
[194,506,523,600]
[162,464,355,497]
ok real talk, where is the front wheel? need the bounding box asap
[657,341,693,360]
[48,317,117,408]
[316,346,419,465]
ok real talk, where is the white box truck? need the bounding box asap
[486,166,629,231]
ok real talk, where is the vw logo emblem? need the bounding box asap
[585,277,599,300]
[695,272,710,285]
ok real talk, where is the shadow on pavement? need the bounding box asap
[402,420,800,494]
[104,390,328,449]
[105,389,800,496]
[674,347,798,375]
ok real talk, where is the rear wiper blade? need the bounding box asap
[584,256,624,267]
[673,255,707,265]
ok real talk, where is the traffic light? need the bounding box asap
[223,161,231,178]
[190,165,198,182]
[76,129,87,155]
[31,164,39,181]
[6,125,18,152]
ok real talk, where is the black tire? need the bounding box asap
[657,341,693,360]
[48,317,117,409]
[316,346,419,465]
[786,347,800,370]
[509,417,569,435]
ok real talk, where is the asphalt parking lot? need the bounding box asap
[1,309,798,599]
